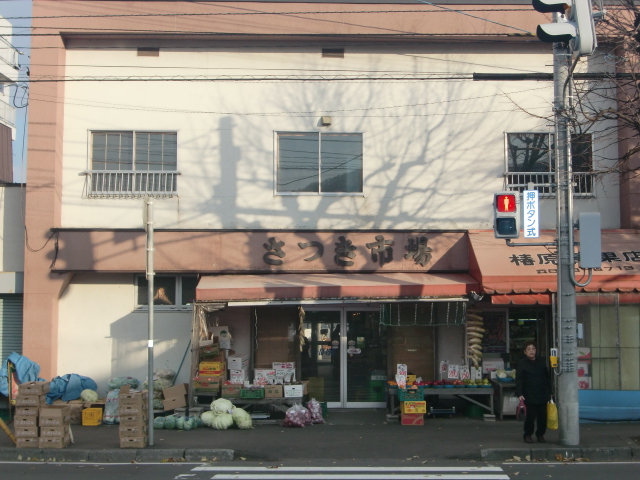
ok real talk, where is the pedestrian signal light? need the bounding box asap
[532,0,597,56]
[494,192,520,239]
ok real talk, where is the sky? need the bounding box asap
[0,0,31,183]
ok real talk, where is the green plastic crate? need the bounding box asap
[240,388,265,399]
[397,386,424,401]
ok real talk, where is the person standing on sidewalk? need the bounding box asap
[515,341,552,444]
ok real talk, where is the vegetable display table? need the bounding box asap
[491,379,517,420]
[388,387,494,418]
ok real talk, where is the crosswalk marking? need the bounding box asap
[190,466,510,480]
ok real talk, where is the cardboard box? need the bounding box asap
[401,413,424,425]
[40,414,71,427]
[254,369,277,384]
[13,426,39,438]
[502,394,519,415]
[284,385,304,398]
[14,406,39,417]
[66,401,84,425]
[119,415,147,427]
[401,401,427,414]
[194,376,224,394]
[119,386,149,405]
[228,354,249,370]
[40,405,72,426]
[199,361,226,376]
[18,381,51,396]
[229,368,249,384]
[210,326,231,340]
[16,395,47,407]
[264,385,283,398]
[39,435,71,449]
[119,404,148,416]
[163,396,187,411]
[40,425,70,438]
[199,342,221,358]
[13,416,38,428]
[482,359,505,374]
[16,437,39,449]
[162,383,188,410]
[119,424,148,437]
[221,384,242,398]
[120,436,148,449]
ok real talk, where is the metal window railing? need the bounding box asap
[506,171,595,198]
[83,170,179,198]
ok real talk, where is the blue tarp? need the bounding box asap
[579,389,640,421]
[47,374,98,404]
[0,352,46,396]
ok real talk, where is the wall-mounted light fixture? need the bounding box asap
[320,116,332,126]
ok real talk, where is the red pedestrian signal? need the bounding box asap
[494,192,520,239]
[496,194,517,213]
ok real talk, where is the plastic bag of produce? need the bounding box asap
[153,399,164,410]
[195,415,204,428]
[282,404,312,428]
[164,415,177,430]
[306,398,325,424]
[102,389,120,425]
[107,377,139,390]
[155,369,176,380]
[231,408,253,430]
[176,415,185,430]
[183,416,196,431]
[153,416,166,429]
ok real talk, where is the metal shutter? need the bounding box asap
[0,295,23,363]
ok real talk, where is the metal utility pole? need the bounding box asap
[145,196,155,446]
[553,37,579,446]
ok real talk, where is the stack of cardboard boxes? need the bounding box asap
[118,386,148,448]
[194,340,226,399]
[14,381,72,449]
[396,365,426,426]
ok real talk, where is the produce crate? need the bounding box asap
[240,388,265,399]
[397,386,424,401]
[82,407,103,426]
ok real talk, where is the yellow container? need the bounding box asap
[406,375,417,384]
[401,400,427,414]
[82,407,103,426]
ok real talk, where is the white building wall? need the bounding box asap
[0,185,24,275]
[59,41,621,231]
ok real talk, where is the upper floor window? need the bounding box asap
[276,132,363,194]
[505,132,594,197]
[85,131,179,198]
[136,274,197,310]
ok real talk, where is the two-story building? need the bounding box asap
[22,1,640,409]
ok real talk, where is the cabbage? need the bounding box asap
[510,369,517,379]
[495,369,507,378]
[232,408,253,430]
[195,416,204,428]
[153,399,164,410]
[211,398,235,415]
[183,416,196,431]
[153,416,166,429]
[201,411,215,427]
[211,413,234,430]
[164,415,177,430]
[80,389,99,402]
[176,415,185,430]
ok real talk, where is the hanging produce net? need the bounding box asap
[379,301,467,327]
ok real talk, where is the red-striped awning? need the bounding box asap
[196,272,479,302]
[469,230,640,296]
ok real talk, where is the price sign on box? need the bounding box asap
[440,361,448,374]
[459,366,470,380]
[447,364,460,379]
[397,364,408,376]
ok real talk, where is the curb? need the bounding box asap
[481,446,637,462]
[0,448,234,463]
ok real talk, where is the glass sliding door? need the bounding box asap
[302,307,387,408]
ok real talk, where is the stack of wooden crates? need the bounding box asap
[14,381,72,449]
[118,386,149,448]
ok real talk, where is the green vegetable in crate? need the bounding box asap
[80,389,99,402]
[153,416,166,429]
[232,408,253,430]
[211,398,235,415]
[164,415,177,430]
[201,411,215,427]
[176,415,185,430]
[211,413,234,430]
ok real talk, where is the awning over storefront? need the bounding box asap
[196,272,479,302]
[469,230,640,297]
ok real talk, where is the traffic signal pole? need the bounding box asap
[553,36,580,447]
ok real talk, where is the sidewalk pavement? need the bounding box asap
[0,409,638,463]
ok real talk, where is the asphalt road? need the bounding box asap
[1,460,639,480]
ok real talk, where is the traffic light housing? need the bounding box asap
[532,0,597,56]
[494,192,520,239]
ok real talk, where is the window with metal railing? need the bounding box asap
[84,131,179,198]
[505,132,595,197]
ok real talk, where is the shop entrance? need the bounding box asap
[301,307,387,408]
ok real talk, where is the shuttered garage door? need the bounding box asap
[0,295,23,363]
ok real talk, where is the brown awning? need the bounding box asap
[196,272,479,302]
[469,230,640,295]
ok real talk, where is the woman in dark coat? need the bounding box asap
[515,341,552,443]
